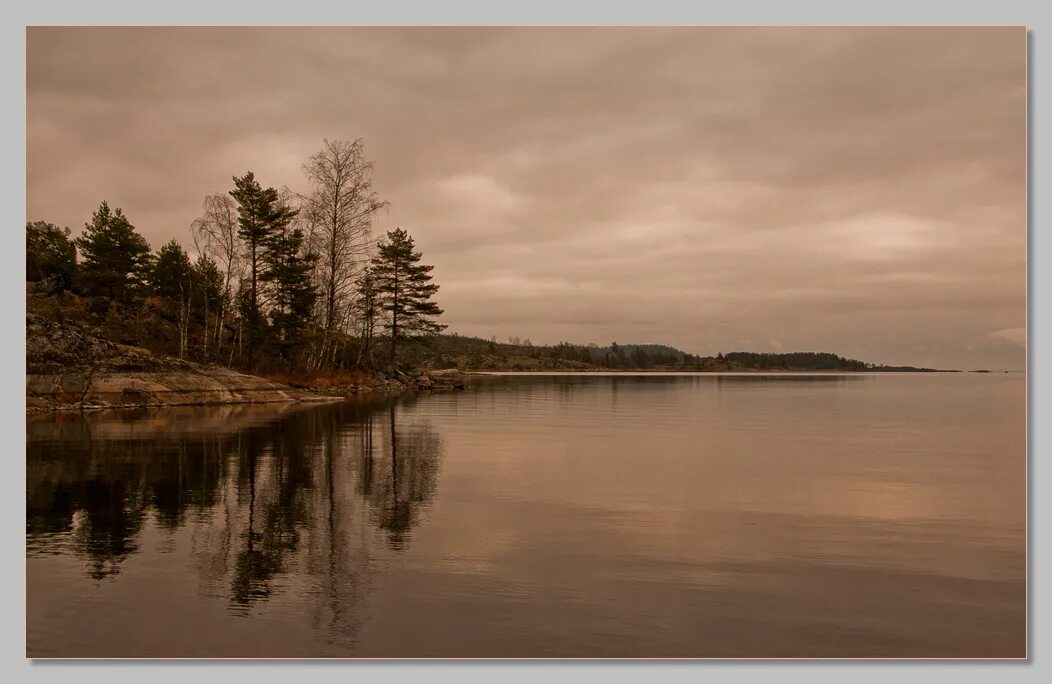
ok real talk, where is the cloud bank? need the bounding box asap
[27,27,1026,369]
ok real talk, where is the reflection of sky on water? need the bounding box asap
[27,374,1025,657]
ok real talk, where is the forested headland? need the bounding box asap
[26,137,938,381]
[27,139,448,383]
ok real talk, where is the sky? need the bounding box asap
[26,26,1026,369]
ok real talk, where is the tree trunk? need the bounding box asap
[247,251,257,371]
[229,316,242,367]
[214,303,224,356]
[202,290,210,360]
[389,263,399,367]
[177,284,188,360]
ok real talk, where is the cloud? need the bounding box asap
[989,328,1027,347]
[26,27,1026,369]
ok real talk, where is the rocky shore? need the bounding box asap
[298,368,468,397]
[26,314,467,412]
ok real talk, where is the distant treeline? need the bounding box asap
[419,337,689,370]
[400,334,914,372]
[719,351,867,371]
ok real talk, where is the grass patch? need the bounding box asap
[264,370,374,388]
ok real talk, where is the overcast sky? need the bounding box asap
[26,27,1026,369]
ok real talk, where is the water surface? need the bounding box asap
[26,373,1026,657]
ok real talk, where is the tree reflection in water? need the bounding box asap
[26,398,443,635]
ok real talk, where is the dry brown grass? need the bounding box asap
[263,370,374,388]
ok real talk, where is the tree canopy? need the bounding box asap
[370,228,445,365]
[149,239,193,302]
[261,225,318,363]
[26,221,76,288]
[74,201,152,300]
[230,172,299,370]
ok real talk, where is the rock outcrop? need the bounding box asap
[301,368,468,396]
[26,314,469,412]
[421,368,468,390]
[26,314,334,412]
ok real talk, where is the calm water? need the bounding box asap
[26,373,1026,658]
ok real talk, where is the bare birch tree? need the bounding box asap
[191,193,243,358]
[299,139,388,368]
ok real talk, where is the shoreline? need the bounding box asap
[26,312,470,414]
[25,368,469,414]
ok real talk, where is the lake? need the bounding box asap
[26,373,1026,658]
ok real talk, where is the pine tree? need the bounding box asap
[230,172,298,370]
[75,201,152,301]
[26,221,77,288]
[353,267,379,369]
[191,254,224,359]
[260,225,317,366]
[149,239,192,302]
[370,228,445,366]
[149,239,193,358]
